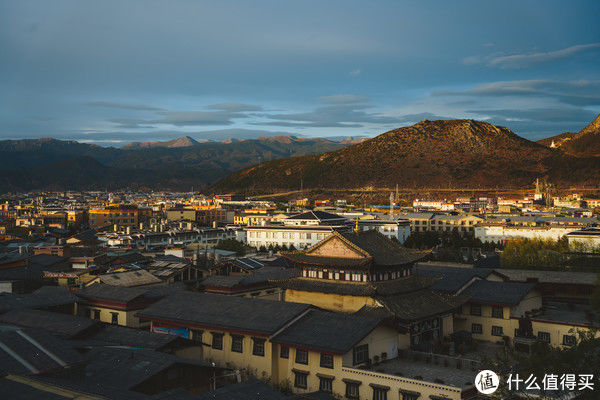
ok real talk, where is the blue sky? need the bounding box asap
[1,0,599,145]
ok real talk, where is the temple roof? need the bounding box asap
[281,230,429,270]
[271,275,440,297]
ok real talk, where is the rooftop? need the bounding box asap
[459,280,535,306]
[137,292,311,336]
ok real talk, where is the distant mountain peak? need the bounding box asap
[537,114,600,157]
[121,136,200,149]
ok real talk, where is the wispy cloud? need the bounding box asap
[349,69,362,77]
[86,101,165,111]
[317,94,368,104]
[463,43,600,69]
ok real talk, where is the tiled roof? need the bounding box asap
[287,211,344,221]
[137,292,311,336]
[460,280,535,306]
[76,284,156,304]
[202,267,299,289]
[195,379,286,400]
[271,309,381,354]
[0,286,77,313]
[272,275,439,297]
[416,265,495,293]
[374,290,468,322]
[0,309,98,338]
[98,269,162,287]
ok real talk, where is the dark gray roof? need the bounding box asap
[202,267,299,289]
[374,289,468,322]
[287,211,344,221]
[228,257,267,271]
[416,265,495,293]
[272,309,381,354]
[289,391,338,400]
[26,254,67,267]
[273,275,438,297]
[137,292,311,336]
[31,346,215,399]
[0,328,83,375]
[80,324,180,350]
[0,377,66,400]
[0,286,77,313]
[0,309,98,338]
[76,283,159,304]
[195,379,286,400]
[460,280,535,306]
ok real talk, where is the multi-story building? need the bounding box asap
[89,204,139,229]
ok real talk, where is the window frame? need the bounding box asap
[319,376,333,393]
[280,345,289,359]
[231,334,244,353]
[470,304,481,316]
[211,332,223,350]
[491,325,504,337]
[345,382,360,399]
[110,312,119,325]
[294,371,308,389]
[538,331,551,343]
[252,337,265,357]
[562,334,576,346]
[491,306,504,319]
[320,353,334,369]
[471,323,483,334]
[295,349,308,365]
[352,344,369,366]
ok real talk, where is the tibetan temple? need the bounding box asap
[273,230,467,348]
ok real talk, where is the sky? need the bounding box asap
[1,0,600,145]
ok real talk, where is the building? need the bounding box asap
[89,204,139,229]
[566,227,600,250]
[356,219,411,243]
[474,223,581,243]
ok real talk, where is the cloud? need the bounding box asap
[463,43,600,69]
[261,102,404,128]
[434,79,600,106]
[465,107,598,123]
[317,94,369,104]
[349,69,362,76]
[206,103,263,112]
[86,101,165,111]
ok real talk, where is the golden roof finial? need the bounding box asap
[354,216,359,234]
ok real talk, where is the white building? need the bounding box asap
[356,219,410,243]
[245,225,345,249]
[475,224,581,243]
[566,228,600,251]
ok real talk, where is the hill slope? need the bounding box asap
[0,136,352,191]
[537,114,600,157]
[214,119,600,193]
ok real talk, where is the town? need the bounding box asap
[0,187,598,399]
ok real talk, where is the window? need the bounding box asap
[280,346,289,359]
[352,344,369,365]
[231,335,244,353]
[538,331,551,343]
[110,312,119,324]
[294,371,308,389]
[211,333,223,350]
[563,335,576,346]
[400,392,420,400]
[93,310,100,320]
[320,353,333,369]
[319,376,333,393]
[491,306,504,319]
[372,386,388,400]
[295,349,308,365]
[471,323,483,334]
[470,304,481,316]
[190,329,203,343]
[492,326,504,336]
[252,338,265,356]
[345,381,360,399]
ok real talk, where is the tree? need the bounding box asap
[484,329,599,399]
[215,238,247,256]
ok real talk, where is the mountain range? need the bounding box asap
[214,116,600,193]
[1,115,599,193]
[0,136,359,191]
